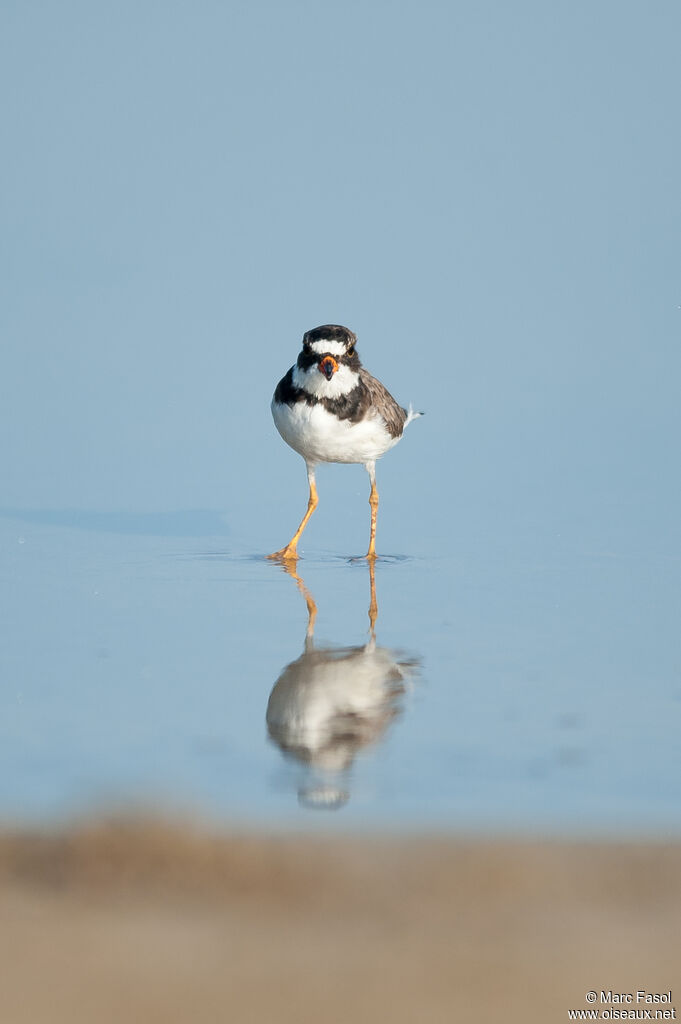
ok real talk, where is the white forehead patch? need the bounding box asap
[308,339,348,357]
[293,362,359,399]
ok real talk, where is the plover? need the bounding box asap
[269,324,421,561]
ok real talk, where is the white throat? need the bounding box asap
[293,362,359,399]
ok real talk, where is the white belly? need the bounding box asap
[272,398,400,465]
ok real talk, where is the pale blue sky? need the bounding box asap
[1,0,679,556]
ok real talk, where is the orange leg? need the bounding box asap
[268,467,318,562]
[366,463,378,560]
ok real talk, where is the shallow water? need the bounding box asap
[2,504,679,836]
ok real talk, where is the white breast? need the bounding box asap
[272,397,400,465]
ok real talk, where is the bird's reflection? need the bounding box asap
[266,561,419,810]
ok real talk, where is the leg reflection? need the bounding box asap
[276,559,318,640]
[277,557,376,640]
[368,557,378,637]
[266,559,419,810]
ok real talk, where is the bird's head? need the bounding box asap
[299,324,361,381]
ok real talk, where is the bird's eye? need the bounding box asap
[347,345,355,356]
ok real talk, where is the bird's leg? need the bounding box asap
[268,466,318,562]
[366,460,378,561]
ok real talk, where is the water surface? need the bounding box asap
[2,506,678,836]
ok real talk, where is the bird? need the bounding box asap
[268,324,421,561]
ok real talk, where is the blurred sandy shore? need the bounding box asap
[1,819,679,1024]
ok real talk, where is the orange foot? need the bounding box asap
[266,545,299,562]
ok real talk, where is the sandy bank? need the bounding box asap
[1,819,679,1023]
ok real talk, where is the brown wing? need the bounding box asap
[359,368,407,439]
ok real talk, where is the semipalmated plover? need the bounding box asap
[269,324,421,560]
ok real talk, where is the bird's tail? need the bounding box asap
[405,404,424,428]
